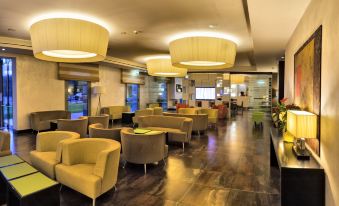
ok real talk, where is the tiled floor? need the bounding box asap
[11,111,280,206]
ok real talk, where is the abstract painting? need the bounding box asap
[294,26,322,156]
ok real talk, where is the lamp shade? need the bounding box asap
[92,86,106,94]
[231,75,245,84]
[169,36,237,70]
[287,110,317,139]
[146,58,187,77]
[29,18,109,63]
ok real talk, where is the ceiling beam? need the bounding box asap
[0,36,146,70]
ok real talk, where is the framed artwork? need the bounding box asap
[294,25,322,156]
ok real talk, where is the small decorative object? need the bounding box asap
[286,110,317,160]
[92,86,106,115]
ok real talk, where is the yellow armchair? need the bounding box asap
[201,109,218,128]
[55,138,121,206]
[30,131,80,179]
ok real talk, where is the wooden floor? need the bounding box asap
[11,111,280,206]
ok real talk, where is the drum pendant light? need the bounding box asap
[169,36,237,70]
[29,18,109,63]
[146,57,187,77]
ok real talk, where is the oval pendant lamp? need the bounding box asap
[169,36,237,70]
[146,57,187,77]
[29,18,109,63]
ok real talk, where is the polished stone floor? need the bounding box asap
[11,111,280,206]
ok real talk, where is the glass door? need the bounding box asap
[126,84,139,112]
[66,80,90,119]
[0,58,13,129]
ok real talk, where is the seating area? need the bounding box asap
[1,1,337,206]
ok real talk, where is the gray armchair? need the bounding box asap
[121,128,167,174]
[89,123,121,142]
[57,117,88,137]
[0,131,11,157]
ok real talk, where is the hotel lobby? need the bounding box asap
[0,0,338,205]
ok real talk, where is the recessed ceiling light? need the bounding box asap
[281,56,285,59]
[133,30,142,35]
[1,48,5,51]
[209,24,217,29]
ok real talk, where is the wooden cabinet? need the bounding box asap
[270,128,324,206]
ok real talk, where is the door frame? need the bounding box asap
[125,83,140,111]
[65,80,91,117]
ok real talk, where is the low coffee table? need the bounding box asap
[122,112,135,126]
[8,172,59,206]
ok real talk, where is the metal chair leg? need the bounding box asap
[182,142,185,152]
[144,164,147,174]
[92,198,96,206]
[122,160,127,169]
[59,185,63,192]
[198,130,200,137]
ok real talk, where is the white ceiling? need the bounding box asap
[0,0,310,71]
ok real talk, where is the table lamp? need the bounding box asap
[92,86,106,115]
[286,110,317,160]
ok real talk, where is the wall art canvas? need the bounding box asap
[294,26,322,156]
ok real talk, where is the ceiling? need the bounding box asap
[0,0,310,71]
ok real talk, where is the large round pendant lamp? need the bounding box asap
[146,57,187,77]
[169,36,237,70]
[29,18,109,63]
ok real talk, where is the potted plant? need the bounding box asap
[272,98,300,131]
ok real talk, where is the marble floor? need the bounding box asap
[11,111,280,206]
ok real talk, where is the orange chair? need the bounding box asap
[213,104,228,119]
[176,104,188,112]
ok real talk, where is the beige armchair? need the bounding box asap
[201,109,218,128]
[121,128,167,174]
[152,107,163,115]
[178,108,200,115]
[57,117,88,137]
[138,115,193,151]
[0,131,11,157]
[87,114,109,129]
[55,138,121,206]
[132,109,154,126]
[100,106,130,121]
[163,112,208,137]
[30,131,80,179]
[89,123,121,142]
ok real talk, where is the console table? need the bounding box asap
[270,128,324,206]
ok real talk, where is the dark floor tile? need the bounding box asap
[226,189,270,206]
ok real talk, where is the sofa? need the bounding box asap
[57,117,88,138]
[55,138,121,206]
[89,123,122,142]
[121,128,167,174]
[100,106,131,121]
[163,112,208,136]
[138,115,193,151]
[30,110,71,132]
[0,131,11,157]
[30,131,80,179]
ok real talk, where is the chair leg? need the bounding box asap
[144,164,147,174]
[198,130,200,137]
[122,160,127,168]
[92,198,96,206]
[59,184,63,192]
[182,142,185,152]
[114,186,118,192]
[163,158,166,166]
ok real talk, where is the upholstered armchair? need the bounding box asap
[30,131,80,179]
[121,128,167,174]
[152,107,163,115]
[55,138,121,206]
[201,109,218,128]
[132,109,154,126]
[57,116,88,137]
[89,123,121,142]
[0,131,11,157]
[87,114,109,129]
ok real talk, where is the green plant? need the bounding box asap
[272,98,300,130]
